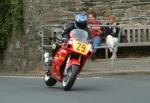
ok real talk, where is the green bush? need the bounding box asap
[0,0,23,49]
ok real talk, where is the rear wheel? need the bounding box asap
[63,64,79,91]
[44,70,57,87]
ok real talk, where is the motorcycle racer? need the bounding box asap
[46,12,89,67]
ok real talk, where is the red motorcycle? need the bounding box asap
[44,29,93,91]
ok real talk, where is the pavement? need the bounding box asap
[80,57,150,77]
[1,57,150,77]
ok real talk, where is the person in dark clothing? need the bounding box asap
[104,15,120,59]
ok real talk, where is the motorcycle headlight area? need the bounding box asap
[67,40,73,48]
[68,40,73,45]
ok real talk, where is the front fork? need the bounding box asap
[64,55,81,75]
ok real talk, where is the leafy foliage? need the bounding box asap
[11,0,23,34]
[0,0,23,49]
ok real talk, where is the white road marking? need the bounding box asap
[0,75,103,79]
[0,76,43,79]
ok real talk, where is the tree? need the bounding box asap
[0,0,12,49]
[0,0,23,49]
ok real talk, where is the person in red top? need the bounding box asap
[88,11,102,60]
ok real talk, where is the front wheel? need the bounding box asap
[63,64,79,91]
[44,70,57,87]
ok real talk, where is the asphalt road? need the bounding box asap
[0,76,150,103]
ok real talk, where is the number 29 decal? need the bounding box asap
[76,42,86,52]
[73,40,89,55]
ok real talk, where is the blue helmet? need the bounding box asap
[75,13,88,29]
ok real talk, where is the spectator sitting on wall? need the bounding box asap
[104,15,120,59]
[88,11,102,60]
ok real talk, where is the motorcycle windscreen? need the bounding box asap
[70,29,90,55]
[70,29,88,43]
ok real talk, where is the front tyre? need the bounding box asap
[63,64,79,91]
[44,70,57,87]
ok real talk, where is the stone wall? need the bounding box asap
[0,0,150,72]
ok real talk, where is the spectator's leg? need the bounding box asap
[111,37,118,59]
[92,36,101,59]
[92,36,100,54]
[106,35,118,59]
[113,37,118,48]
[106,35,114,52]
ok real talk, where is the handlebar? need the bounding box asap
[55,35,68,43]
